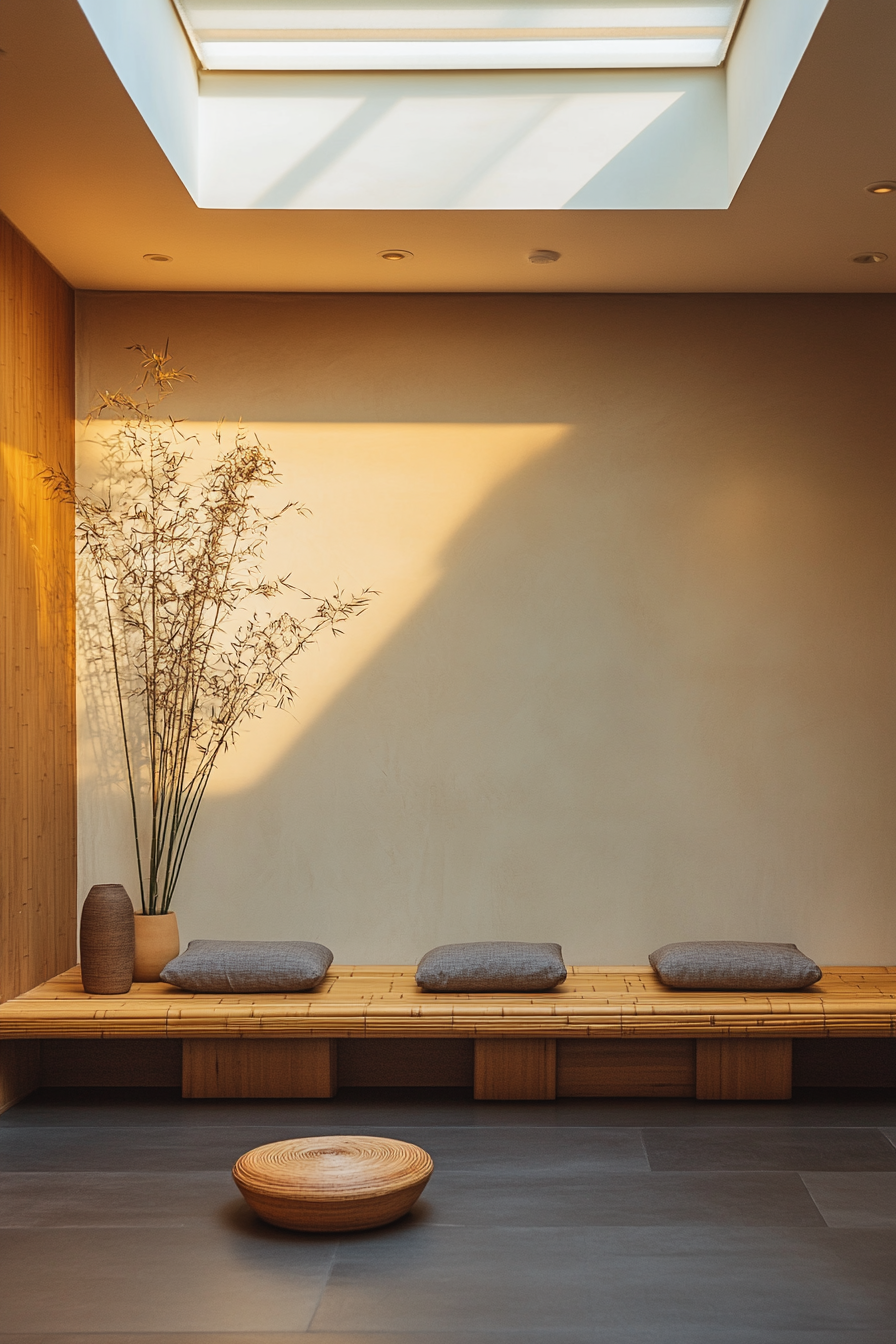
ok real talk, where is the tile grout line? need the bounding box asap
[794,1171,835,1228]
[302,1239,340,1334]
[635,1126,652,1172]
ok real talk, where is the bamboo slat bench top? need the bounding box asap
[1,965,895,1039]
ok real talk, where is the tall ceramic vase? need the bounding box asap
[133,912,180,982]
[80,884,135,994]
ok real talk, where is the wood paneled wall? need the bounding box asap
[0,210,76,1014]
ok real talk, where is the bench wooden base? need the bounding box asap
[182,1039,337,1099]
[696,1038,792,1101]
[474,1039,556,1100]
[3,1034,892,1102]
[558,1039,696,1097]
[0,1041,40,1116]
[4,1034,892,1106]
[475,1037,791,1101]
[168,1036,796,1102]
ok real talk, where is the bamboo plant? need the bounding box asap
[44,345,372,914]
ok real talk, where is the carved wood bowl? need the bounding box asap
[232,1135,434,1232]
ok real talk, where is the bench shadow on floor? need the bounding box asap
[1,1086,895,1343]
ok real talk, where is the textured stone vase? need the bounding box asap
[80,884,135,994]
[133,912,180,982]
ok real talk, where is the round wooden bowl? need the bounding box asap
[232,1135,433,1232]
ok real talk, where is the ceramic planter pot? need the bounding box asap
[133,912,180,982]
[80,884,135,993]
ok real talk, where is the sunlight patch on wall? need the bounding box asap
[76,420,570,794]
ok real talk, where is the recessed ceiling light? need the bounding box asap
[143,253,173,263]
[529,250,560,264]
[865,181,896,195]
[378,249,413,261]
[852,251,888,264]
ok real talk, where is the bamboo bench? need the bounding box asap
[1,964,894,1108]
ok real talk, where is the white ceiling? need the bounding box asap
[0,0,894,291]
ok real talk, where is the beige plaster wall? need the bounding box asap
[75,292,896,965]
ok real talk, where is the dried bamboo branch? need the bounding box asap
[41,346,374,913]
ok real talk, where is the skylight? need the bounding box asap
[78,0,828,212]
[174,3,747,71]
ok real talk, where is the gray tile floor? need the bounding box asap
[1,1086,895,1343]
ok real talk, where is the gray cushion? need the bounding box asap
[648,941,822,991]
[416,941,567,992]
[159,940,333,992]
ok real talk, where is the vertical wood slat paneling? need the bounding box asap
[0,211,76,1010]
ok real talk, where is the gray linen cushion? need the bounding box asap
[649,941,822,991]
[159,940,333,992]
[416,941,567,992]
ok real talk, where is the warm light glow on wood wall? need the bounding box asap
[0,212,77,1030]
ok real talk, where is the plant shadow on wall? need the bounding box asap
[43,346,373,918]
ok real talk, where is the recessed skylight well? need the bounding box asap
[79,0,829,213]
[174,2,747,71]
